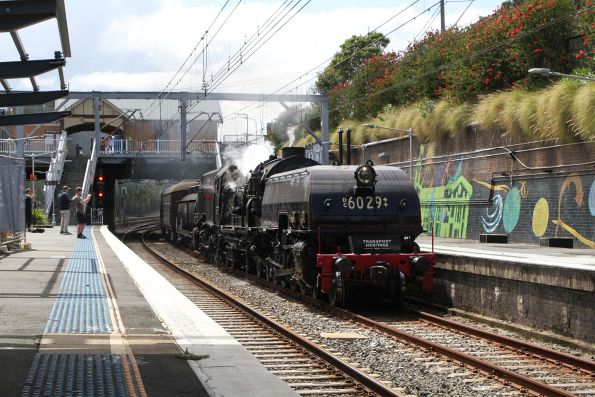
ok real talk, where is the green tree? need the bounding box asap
[314,32,390,94]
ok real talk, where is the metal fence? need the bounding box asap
[0,138,59,156]
[90,208,104,225]
[98,139,218,155]
[0,139,15,154]
[305,142,322,163]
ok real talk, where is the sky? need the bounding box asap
[0,0,504,136]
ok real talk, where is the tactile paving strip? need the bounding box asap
[44,237,113,335]
[21,353,134,397]
[22,229,145,397]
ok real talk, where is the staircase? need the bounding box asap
[51,154,89,226]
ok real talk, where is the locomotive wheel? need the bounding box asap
[265,268,273,282]
[256,262,265,278]
[311,285,320,300]
[328,278,345,307]
[299,282,307,296]
[389,279,404,308]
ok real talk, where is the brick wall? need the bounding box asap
[356,125,595,248]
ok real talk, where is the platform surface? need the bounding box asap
[417,235,595,271]
[0,226,298,397]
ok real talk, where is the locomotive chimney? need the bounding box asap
[338,128,343,165]
[346,128,352,165]
[281,146,305,159]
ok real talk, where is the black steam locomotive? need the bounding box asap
[161,147,435,306]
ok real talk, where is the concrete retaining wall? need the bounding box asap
[421,254,595,342]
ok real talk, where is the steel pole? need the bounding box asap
[180,98,187,161]
[320,100,329,165]
[440,0,445,32]
[409,128,413,180]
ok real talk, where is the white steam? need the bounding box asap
[222,141,275,175]
[287,125,298,147]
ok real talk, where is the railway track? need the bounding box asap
[137,232,407,397]
[147,238,595,397]
[354,310,595,397]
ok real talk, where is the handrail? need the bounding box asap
[43,131,68,218]
[2,138,218,157]
[82,139,97,197]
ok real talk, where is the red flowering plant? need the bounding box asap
[322,0,591,126]
[329,52,400,121]
[443,0,577,101]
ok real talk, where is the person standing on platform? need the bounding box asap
[72,187,92,239]
[58,186,71,235]
[24,188,34,232]
[108,135,114,154]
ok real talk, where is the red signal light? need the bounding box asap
[98,191,104,198]
[98,175,104,182]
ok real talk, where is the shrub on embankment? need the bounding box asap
[296,79,595,147]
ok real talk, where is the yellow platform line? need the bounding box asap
[92,227,148,397]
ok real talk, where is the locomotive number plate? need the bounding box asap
[342,195,388,210]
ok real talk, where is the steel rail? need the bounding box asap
[409,309,595,374]
[140,228,403,397]
[329,309,580,397]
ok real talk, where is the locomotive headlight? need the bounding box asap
[399,199,408,210]
[355,165,376,187]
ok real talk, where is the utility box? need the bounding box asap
[539,237,573,248]
[479,234,508,244]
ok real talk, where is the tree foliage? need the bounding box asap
[314,32,390,95]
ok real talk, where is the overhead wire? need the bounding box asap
[453,0,475,27]
[180,0,311,118]
[222,0,441,123]
[144,0,235,118]
[413,4,441,42]
[222,0,429,121]
[164,0,302,127]
[161,0,311,138]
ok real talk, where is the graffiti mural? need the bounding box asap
[503,187,521,233]
[532,198,549,238]
[411,142,594,248]
[589,181,595,216]
[552,175,595,248]
[482,194,503,233]
[415,145,473,238]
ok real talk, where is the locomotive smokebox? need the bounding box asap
[281,146,305,159]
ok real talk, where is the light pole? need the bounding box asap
[238,113,258,144]
[362,124,414,180]
[528,68,595,82]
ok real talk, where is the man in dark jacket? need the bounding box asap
[24,188,34,232]
[58,186,71,234]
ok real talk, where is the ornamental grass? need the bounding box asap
[302,80,595,147]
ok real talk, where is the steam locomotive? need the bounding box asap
[161,147,435,306]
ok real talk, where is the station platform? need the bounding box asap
[417,235,595,270]
[0,226,298,397]
[416,235,594,344]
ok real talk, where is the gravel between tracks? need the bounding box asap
[145,242,591,397]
